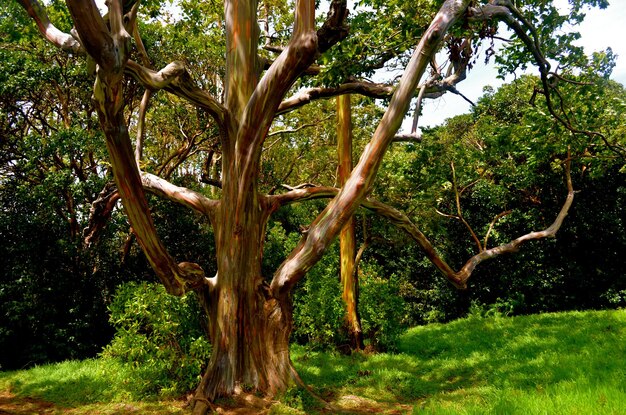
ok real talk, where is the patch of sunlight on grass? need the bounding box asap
[1,358,157,406]
[268,402,307,415]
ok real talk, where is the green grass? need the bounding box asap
[0,358,188,412]
[290,308,626,414]
[2,308,625,414]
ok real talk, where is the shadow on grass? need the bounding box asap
[292,309,626,411]
[2,310,624,414]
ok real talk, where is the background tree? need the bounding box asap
[10,0,611,412]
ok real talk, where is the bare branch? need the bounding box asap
[266,116,333,138]
[451,161,483,252]
[278,81,395,115]
[135,89,152,163]
[65,0,118,71]
[83,182,120,247]
[16,0,83,53]
[392,134,423,143]
[267,155,575,291]
[316,0,350,54]
[454,156,576,287]
[140,172,218,218]
[125,60,186,89]
[125,60,227,126]
[469,1,625,157]
[411,83,428,135]
[353,227,369,280]
[483,210,513,250]
[270,0,473,297]
[278,53,471,117]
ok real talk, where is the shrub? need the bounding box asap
[291,242,347,349]
[101,282,211,397]
[359,262,407,351]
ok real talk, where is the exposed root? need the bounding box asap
[192,395,217,415]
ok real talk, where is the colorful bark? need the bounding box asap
[337,94,364,351]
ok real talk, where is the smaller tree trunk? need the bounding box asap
[337,94,364,351]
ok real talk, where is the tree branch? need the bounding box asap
[469,1,625,157]
[278,81,395,115]
[392,134,423,143]
[65,0,118,71]
[278,56,471,118]
[267,155,574,290]
[453,156,576,286]
[270,0,472,297]
[124,61,227,127]
[451,161,483,252]
[316,0,350,54]
[266,116,333,138]
[135,89,152,163]
[483,210,512,250]
[141,172,218,218]
[16,0,83,53]
[234,0,328,206]
[83,182,120,247]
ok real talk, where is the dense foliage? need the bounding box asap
[102,282,211,397]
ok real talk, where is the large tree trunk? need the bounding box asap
[192,163,295,412]
[194,279,293,412]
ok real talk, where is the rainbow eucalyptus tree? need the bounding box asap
[15,0,600,411]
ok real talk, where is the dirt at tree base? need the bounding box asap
[1,387,412,414]
[0,389,55,414]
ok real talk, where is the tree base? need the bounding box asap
[192,388,273,415]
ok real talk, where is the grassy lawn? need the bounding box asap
[2,308,625,414]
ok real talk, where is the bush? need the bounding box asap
[358,263,407,351]
[291,242,347,349]
[101,282,211,397]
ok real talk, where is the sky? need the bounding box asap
[415,0,626,129]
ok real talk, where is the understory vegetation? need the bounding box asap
[2,308,624,414]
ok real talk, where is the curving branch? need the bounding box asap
[135,89,152,163]
[453,156,576,287]
[267,155,574,290]
[450,161,483,252]
[270,0,472,298]
[483,210,513,250]
[277,53,472,117]
[266,116,333,139]
[125,60,187,90]
[141,172,218,218]
[124,60,227,127]
[469,1,625,157]
[277,81,395,115]
[16,0,83,53]
[83,172,219,247]
[83,182,120,247]
[316,0,350,54]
